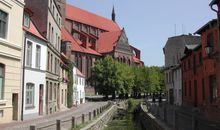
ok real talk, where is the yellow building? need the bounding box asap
[0,0,24,123]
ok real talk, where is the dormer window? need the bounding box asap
[23,13,30,28]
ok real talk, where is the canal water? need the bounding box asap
[104,99,142,130]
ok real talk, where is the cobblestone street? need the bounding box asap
[0,102,108,130]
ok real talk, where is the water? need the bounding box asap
[104,109,142,130]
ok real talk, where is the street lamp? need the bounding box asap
[210,0,220,61]
[205,45,213,57]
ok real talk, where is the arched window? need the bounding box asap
[26,83,35,109]
[0,64,5,100]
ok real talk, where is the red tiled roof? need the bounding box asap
[97,30,122,53]
[133,56,141,63]
[61,27,101,56]
[76,68,85,77]
[23,20,47,41]
[66,4,121,32]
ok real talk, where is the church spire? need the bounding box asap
[112,6,116,22]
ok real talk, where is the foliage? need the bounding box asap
[90,56,165,98]
[67,60,74,108]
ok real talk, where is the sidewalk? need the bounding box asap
[0,102,108,130]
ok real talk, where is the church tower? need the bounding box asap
[112,6,116,22]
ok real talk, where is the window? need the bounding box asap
[207,33,214,48]
[23,13,30,27]
[26,41,32,67]
[51,27,54,43]
[36,45,41,69]
[49,82,52,100]
[199,52,203,65]
[184,82,187,96]
[209,75,217,103]
[0,64,4,100]
[55,58,57,74]
[54,83,56,100]
[51,54,53,72]
[0,10,7,39]
[0,110,3,117]
[188,59,191,70]
[62,89,63,104]
[26,83,34,108]
[47,51,50,70]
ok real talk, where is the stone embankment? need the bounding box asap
[136,103,171,130]
[81,100,127,130]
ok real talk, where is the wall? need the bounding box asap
[0,0,24,123]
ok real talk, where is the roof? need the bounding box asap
[195,19,217,34]
[23,19,47,42]
[97,30,122,53]
[182,44,202,60]
[61,27,101,56]
[133,56,141,63]
[65,4,121,32]
[76,68,85,77]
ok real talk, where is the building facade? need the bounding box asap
[0,0,24,123]
[182,19,220,120]
[73,67,85,105]
[163,35,201,105]
[25,0,62,114]
[61,4,144,94]
[60,53,68,110]
[22,10,48,120]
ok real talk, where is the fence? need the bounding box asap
[29,103,111,130]
[146,102,220,130]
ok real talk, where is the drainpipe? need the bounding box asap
[21,33,27,121]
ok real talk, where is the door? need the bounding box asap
[12,93,18,120]
[39,84,43,115]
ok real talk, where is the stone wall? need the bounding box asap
[81,105,117,130]
[137,103,170,130]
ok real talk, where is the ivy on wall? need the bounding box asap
[67,60,74,108]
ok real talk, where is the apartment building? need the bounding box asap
[0,0,24,122]
[25,0,62,114]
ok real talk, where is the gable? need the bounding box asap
[115,30,132,54]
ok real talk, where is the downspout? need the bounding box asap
[21,33,27,121]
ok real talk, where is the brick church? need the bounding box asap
[58,1,144,93]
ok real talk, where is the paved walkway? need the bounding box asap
[0,102,108,130]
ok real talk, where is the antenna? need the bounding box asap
[174,24,176,36]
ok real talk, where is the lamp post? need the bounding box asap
[210,0,220,61]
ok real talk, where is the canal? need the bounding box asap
[103,99,142,130]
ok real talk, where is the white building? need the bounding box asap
[22,12,47,120]
[163,35,201,106]
[73,67,85,105]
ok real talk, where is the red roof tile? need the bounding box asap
[23,20,47,41]
[76,68,85,77]
[61,27,101,56]
[97,30,122,53]
[133,56,141,63]
[66,4,121,32]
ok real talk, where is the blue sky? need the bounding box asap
[67,0,216,66]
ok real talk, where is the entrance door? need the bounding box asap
[12,93,18,120]
[39,84,44,115]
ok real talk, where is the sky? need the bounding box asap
[66,0,216,66]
